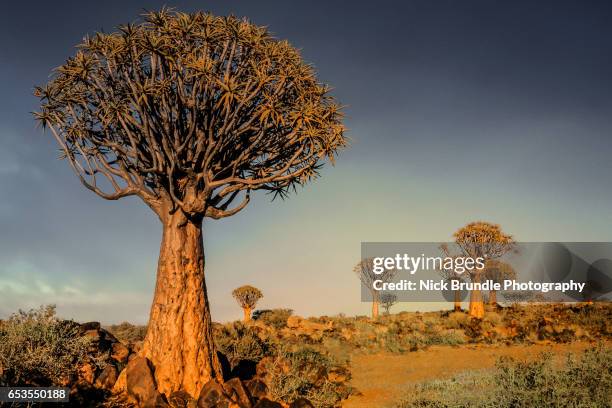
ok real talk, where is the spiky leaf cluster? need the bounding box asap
[34,9,346,219]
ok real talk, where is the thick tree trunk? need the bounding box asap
[243,306,252,322]
[468,273,485,318]
[142,212,222,398]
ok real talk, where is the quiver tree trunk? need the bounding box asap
[371,293,380,319]
[243,306,252,322]
[142,212,222,398]
[468,273,485,318]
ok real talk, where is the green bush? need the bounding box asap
[494,346,611,407]
[444,312,470,329]
[396,345,612,408]
[214,321,270,367]
[306,379,352,408]
[266,345,351,408]
[253,308,293,329]
[0,305,91,386]
[424,330,466,346]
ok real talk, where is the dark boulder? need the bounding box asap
[289,398,315,408]
[111,342,130,364]
[126,356,167,407]
[80,321,101,332]
[167,390,195,408]
[197,379,232,408]
[94,365,118,390]
[253,399,283,408]
[222,378,252,408]
[244,378,267,402]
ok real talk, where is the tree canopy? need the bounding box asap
[232,285,263,309]
[380,292,397,314]
[453,221,515,261]
[34,9,346,220]
[485,259,517,283]
[354,258,397,295]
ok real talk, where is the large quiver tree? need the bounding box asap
[453,222,514,318]
[34,9,345,398]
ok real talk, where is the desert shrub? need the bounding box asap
[400,333,423,352]
[462,318,484,340]
[424,330,466,346]
[415,318,466,347]
[266,346,350,408]
[340,315,467,354]
[482,312,502,326]
[381,330,406,353]
[253,308,293,329]
[352,319,373,335]
[399,369,495,407]
[320,337,351,366]
[563,304,611,338]
[0,305,91,386]
[307,379,352,408]
[444,312,470,329]
[106,322,147,344]
[494,346,611,407]
[422,316,444,330]
[396,345,612,407]
[214,321,271,367]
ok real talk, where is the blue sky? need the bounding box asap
[1,0,612,323]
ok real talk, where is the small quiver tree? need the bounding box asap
[380,292,397,315]
[232,285,263,322]
[354,258,396,319]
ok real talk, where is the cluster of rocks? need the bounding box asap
[238,315,335,344]
[115,355,316,407]
[255,307,605,350]
[535,317,589,343]
[70,322,134,404]
[74,322,319,407]
[455,310,596,344]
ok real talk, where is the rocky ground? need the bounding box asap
[1,303,610,407]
